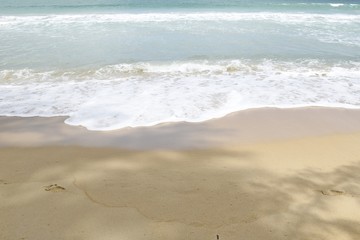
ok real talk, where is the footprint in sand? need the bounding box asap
[320,189,345,196]
[44,184,66,192]
[0,179,9,185]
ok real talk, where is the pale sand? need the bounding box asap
[1,107,360,240]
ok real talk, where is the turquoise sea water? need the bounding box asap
[0,0,359,130]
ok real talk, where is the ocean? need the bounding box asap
[0,0,359,130]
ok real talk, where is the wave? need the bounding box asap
[1,12,359,26]
[1,2,359,10]
[280,2,359,8]
[1,59,360,130]
[2,60,359,82]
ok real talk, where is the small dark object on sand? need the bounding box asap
[44,184,66,192]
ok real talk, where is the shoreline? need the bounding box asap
[1,106,360,239]
[1,106,360,149]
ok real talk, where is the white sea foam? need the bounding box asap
[280,2,358,8]
[0,12,359,27]
[1,60,360,130]
[330,3,345,8]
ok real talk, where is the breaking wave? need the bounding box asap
[1,59,359,130]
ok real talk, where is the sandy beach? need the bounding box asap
[1,107,360,240]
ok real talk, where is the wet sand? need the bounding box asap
[1,107,360,240]
[1,107,360,149]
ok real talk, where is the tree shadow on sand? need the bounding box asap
[1,147,360,240]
